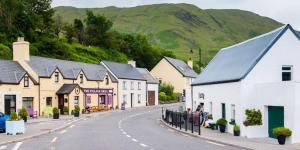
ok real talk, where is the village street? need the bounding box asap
[0,104,241,150]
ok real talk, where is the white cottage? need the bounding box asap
[191,24,300,144]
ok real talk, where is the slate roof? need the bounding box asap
[0,60,27,84]
[101,61,146,81]
[164,57,197,78]
[137,68,159,84]
[27,56,115,81]
[56,84,79,94]
[192,24,300,85]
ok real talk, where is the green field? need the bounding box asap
[54,3,282,64]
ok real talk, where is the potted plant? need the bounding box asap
[63,106,69,115]
[52,107,59,119]
[74,105,80,117]
[216,118,227,133]
[5,112,25,135]
[273,127,292,145]
[19,108,28,122]
[233,124,240,136]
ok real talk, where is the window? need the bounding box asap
[24,76,29,87]
[74,96,79,105]
[231,104,236,121]
[130,81,134,90]
[99,95,105,105]
[209,102,213,114]
[123,81,127,90]
[138,82,141,90]
[80,74,84,84]
[138,94,141,103]
[159,80,162,84]
[123,94,127,103]
[23,97,33,110]
[54,72,59,83]
[46,97,52,107]
[221,103,226,119]
[105,75,109,85]
[282,66,292,81]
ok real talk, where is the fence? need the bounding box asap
[162,108,202,135]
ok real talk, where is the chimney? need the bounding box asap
[13,37,30,61]
[128,60,136,67]
[187,58,193,68]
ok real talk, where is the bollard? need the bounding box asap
[191,112,194,133]
[171,111,174,127]
[175,112,178,128]
[185,112,187,131]
[162,107,164,120]
[179,112,182,130]
[198,113,201,135]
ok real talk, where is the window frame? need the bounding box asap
[105,75,109,85]
[74,96,79,105]
[130,81,134,90]
[24,75,29,87]
[54,72,59,83]
[80,74,84,84]
[138,82,141,90]
[46,97,52,107]
[138,94,141,103]
[123,81,127,90]
[282,65,292,81]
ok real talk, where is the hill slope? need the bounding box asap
[54,3,282,64]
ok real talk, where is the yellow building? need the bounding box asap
[150,57,198,94]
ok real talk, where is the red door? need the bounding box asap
[148,91,155,106]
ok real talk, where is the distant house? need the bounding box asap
[191,24,300,143]
[137,68,159,106]
[150,56,197,95]
[101,60,147,108]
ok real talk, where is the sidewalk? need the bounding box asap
[161,120,300,150]
[0,112,106,145]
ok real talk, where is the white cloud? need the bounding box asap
[51,0,300,30]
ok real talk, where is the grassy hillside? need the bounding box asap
[54,3,282,64]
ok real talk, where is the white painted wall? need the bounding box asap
[118,79,147,108]
[147,83,159,105]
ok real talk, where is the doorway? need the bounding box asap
[268,106,284,138]
[148,91,155,106]
[131,93,134,108]
[221,103,226,119]
[4,95,16,115]
[58,95,64,114]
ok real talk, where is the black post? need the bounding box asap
[171,111,174,127]
[162,107,164,120]
[175,112,178,128]
[198,113,201,135]
[185,112,187,131]
[191,112,194,133]
[179,112,182,130]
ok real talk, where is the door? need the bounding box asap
[221,103,226,119]
[131,93,134,108]
[4,95,16,115]
[58,95,64,114]
[268,106,284,138]
[148,91,155,106]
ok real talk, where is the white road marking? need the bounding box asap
[122,131,127,135]
[51,137,57,143]
[139,143,147,147]
[60,130,67,134]
[69,125,75,128]
[12,142,23,150]
[132,139,138,142]
[206,141,225,147]
[126,135,131,138]
[50,147,55,150]
[0,145,7,150]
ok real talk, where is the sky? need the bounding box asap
[51,0,300,30]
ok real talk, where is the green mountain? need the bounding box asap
[54,3,282,64]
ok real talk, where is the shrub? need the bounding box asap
[63,106,69,113]
[243,109,262,126]
[273,127,292,137]
[8,112,20,121]
[52,107,59,115]
[234,124,240,132]
[74,105,80,113]
[159,83,174,96]
[159,92,167,101]
[217,118,227,126]
[19,108,28,118]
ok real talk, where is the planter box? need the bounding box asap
[5,120,25,135]
[243,125,266,138]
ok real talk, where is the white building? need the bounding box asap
[101,61,147,108]
[137,68,159,106]
[191,24,300,143]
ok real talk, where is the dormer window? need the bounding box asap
[282,66,292,81]
[80,74,84,84]
[24,76,29,87]
[54,72,59,83]
[105,75,109,85]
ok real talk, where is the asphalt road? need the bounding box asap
[0,104,243,150]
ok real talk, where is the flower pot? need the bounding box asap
[5,120,25,135]
[277,135,286,145]
[219,125,226,133]
[22,116,27,123]
[234,130,240,136]
[74,112,80,117]
[53,114,59,119]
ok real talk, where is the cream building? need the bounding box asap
[150,57,198,94]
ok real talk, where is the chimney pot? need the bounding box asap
[128,60,136,67]
[13,37,30,61]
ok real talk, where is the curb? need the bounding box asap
[0,117,84,146]
[160,119,254,150]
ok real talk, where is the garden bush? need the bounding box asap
[243,109,262,126]
[159,92,167,101]
[159,83,174,96]
[273,127,292,137]
[217,118,227,126]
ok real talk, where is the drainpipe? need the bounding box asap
[38,77,41,116]
[191,85,194,111]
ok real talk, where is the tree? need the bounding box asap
[73,19,84,44]
[63,24,74,43]
[54,14,63,36]
[84,10,113,45]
